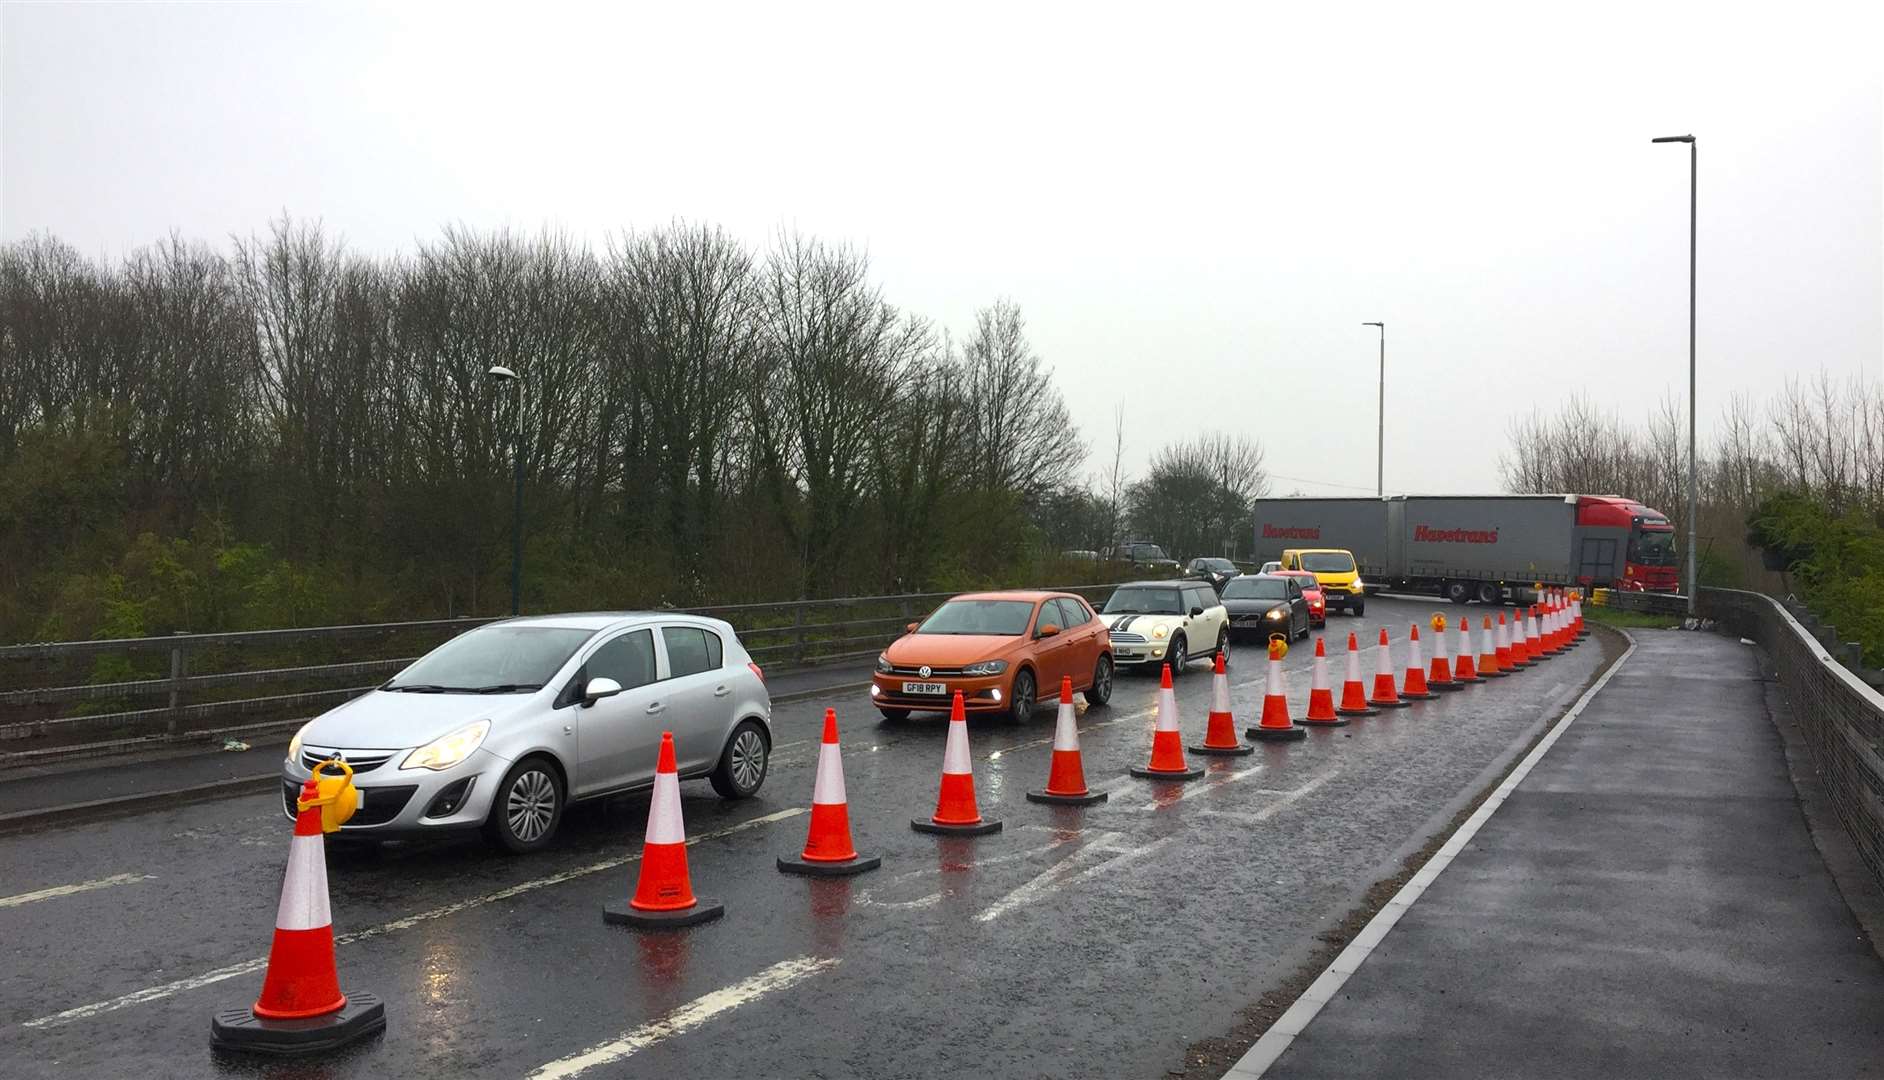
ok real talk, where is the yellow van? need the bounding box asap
[1280,548,1366,615]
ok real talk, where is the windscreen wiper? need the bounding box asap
[471,683,542,694]
[384,683,450,693]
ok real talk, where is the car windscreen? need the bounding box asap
[1629,529,1678,566]
[1221,578,1288,601]
[386,625,593,692]
[1199,559,1236,571]
[918,600,1035,636]
[1101,586,1183,615]
[1300,552,1356,572]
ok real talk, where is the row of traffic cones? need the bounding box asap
[217,591,1590,1057]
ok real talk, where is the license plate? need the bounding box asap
[901,681,946,695]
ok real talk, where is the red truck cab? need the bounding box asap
[1575,496,1679,592]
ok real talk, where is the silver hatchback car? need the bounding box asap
[281,613,772,853]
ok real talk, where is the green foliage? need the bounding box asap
[1696,547,1743,589]
[1745,493,1884,667]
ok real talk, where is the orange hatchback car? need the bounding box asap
[871,591,1114,723]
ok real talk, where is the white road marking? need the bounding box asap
[1195,770,1340,825]
[975,832,1167,924]
[0,873,155,910]
[525,955,839,1080]
[856,834,1080,910]
[1120,764,1265,811]
[19,807,806,1031]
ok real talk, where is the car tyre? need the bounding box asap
[709,720,769,799]
[1476,582,1502,605]
[1352,599,1366,617]
[483,756,564,854]
[876,707,911,723]
[1084,654,1113,707]
[1007,668,1036,724]
[1166,635,1188,677]
[1214,627,1230,660]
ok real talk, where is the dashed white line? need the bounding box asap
[525,955,839,1080]
[0,873,155,909]
[975,833,1167,924]
[20,807,806,1031]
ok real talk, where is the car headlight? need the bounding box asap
[1266,608,1286,620]
[1152,626,1168,639]
[287,721,312,762]
[401,720,491,771]
[961,659,1008,676]
[875,653,892,674]
[1352,578,1366,591]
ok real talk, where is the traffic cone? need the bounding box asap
[779,709,882,876]
[1574,594,1589,639]
[1454,616,1482,682]
[1191,654,1254,755]
[1427,615,1461,691]
[1247,635,1310,739]
[1337,631,1378,716]
[212,775,385,1055]
[1494,612,1518,670]
[1303,636,1347,723]
[1134,666,1207,777]
[1506,611,1533,668]
[913,692,1004,833]
[607,732,726,927]
[1028,677,1109,804]
[1477,616,1507,676]
[1526,605,1547,660]
[1546,601,1566,653]
[1401,625,1434,699]
[1368,628,1410,708]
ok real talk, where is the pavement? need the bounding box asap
[1251,628,1884,1079]
[0,596,1617,1079]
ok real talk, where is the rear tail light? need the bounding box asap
[747,661,765,684]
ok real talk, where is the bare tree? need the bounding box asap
[958,300,1085,503]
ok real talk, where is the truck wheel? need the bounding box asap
[1445,580,1471,604]
[1476,582,1501,605]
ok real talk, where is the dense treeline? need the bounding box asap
[0,220,1268,644]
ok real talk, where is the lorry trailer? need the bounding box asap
[1250,494,1680,604]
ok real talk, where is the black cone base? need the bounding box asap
[604,897,725,928]
[1129,764,1206,781]
[1430,682,1466,692]
[211,992,386,1057]
[1400,690,1436,700]
[1299,715,1350,727]
[1368,699,1412,709]
[1247,725,1308,741]
[1476,670,1509,678]
[1189,742,1255,756]
[778,853,882,877]
[1026,789,1109,805]
[1337,705,1379,716]
[911,817,1003,835]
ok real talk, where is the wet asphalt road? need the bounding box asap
[0,596,1616,1080]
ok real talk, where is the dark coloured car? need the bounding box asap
[1220,574,1310,642]
[1185,557,1239,593]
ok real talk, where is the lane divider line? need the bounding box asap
[1223,631,1637,1079]
[525,955,840,1080]
[20,807,807,1031]
[0,873,156,909]
[975,834,1165,924]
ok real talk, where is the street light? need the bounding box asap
[487,365,524,616]
[1652,134,1698,616]
[1363,322,1385,497]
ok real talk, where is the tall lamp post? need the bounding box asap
[1652,134,1698,616]
[1363,322,1385,497]
[487,365,524,616]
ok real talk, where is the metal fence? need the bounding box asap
[1699,587,1884,891]
[0,584,1123,766]
[1588,588,1690,616]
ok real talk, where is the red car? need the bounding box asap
[1277,570,1327,628]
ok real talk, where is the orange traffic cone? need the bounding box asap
[1524,605,1547,661]
[914,692,1004,834]
[212,774,385,1055]
[1133,666,1207,777]
[1192,653,1253,755]
[1401,624,1434,699]
[1248,635,1310,739]
[1505,611,1532,668]
[1495,612,1519,670]
[1029,676,1109,804]
[1477,616,1507,676]
[1454,617,1482,682]
[779,710,882,876]
[1304,636,1346,722]
[1368,628,1410,708]
[1428,615,1461,692]
[1573,593,1589,639]
[1337,631,1378,716]
[607,732,725,927]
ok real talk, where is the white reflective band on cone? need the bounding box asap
[1433,629,1449,661]
[1212,671,1231,714]
[645,771,686,845]
[1155,686,1179,732]
[1311,650,1330,691]
[1052,703,1079,751]
[1266,657,1283,698]
[1459,622,1474,657]
[1376,639,1394,676]
[812,742,847,805]
[942,717,973,774]
[1408,633,1424,668]
[274,833,333,932]
[1346,646,1363,682]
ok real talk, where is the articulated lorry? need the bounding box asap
[1249,494,1680,604]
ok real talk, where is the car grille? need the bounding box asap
[301,748,396,774]
[283,781,417,828]
[1107,632,1146,644]
[886,665,967,677]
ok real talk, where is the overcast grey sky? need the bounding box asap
[3,1,1879,498]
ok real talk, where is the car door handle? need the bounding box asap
[646,702,666,715]
[713,685,729,697]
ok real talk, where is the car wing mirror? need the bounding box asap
[905,622,920,635]
[582,676,623,707]
[1189,606,1205,618]
[1037,623,1061,638]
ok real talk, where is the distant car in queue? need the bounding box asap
[1098,580,1229,676]
[1221,574,1311,643]
[872,591,1113,724]
[1275,570,1327,628]
[1184,557,1240,593]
